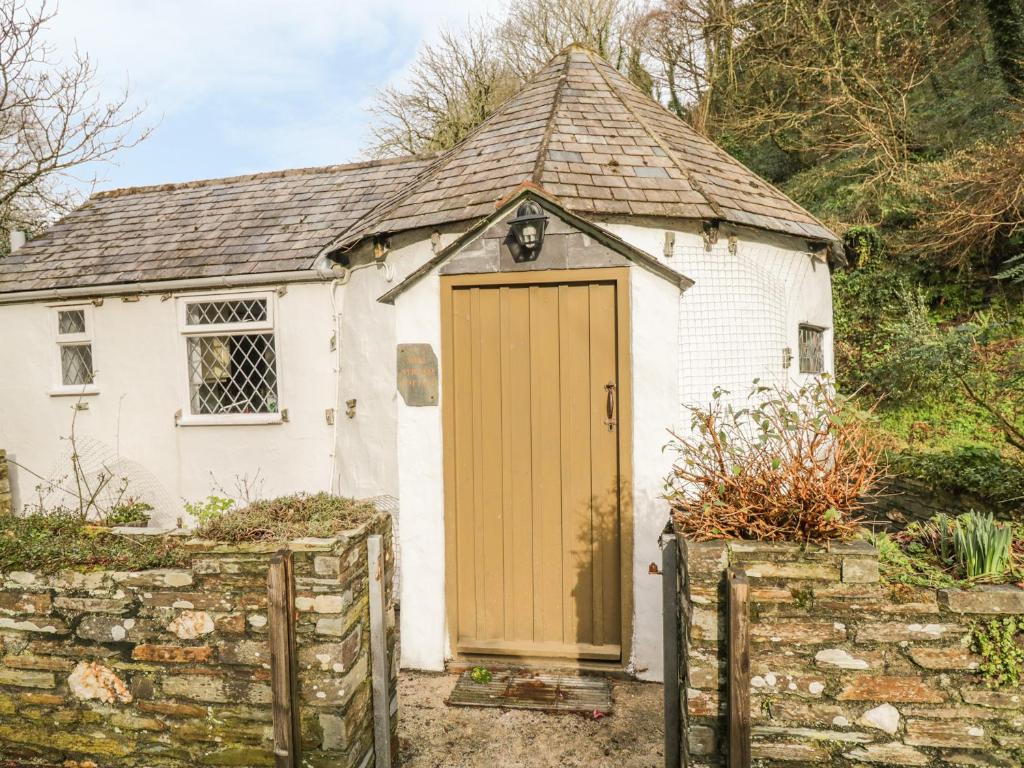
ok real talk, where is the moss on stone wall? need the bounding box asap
[679,534,1024,767]
[0,513,397,767]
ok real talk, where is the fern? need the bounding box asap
[996,252,1024,283]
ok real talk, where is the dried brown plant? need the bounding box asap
[666,379,884,543]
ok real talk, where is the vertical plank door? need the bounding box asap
[444,277,622,661]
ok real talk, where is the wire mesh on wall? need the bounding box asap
[670,240,805,419]
[36,435,182,527]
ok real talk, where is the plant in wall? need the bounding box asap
[953,511,1014,580]
[971,617,1024,688]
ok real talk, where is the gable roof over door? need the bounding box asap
[328,45,837,253]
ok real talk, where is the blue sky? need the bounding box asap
[45,1,506,194]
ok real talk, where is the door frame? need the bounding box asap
[439,267,634,667]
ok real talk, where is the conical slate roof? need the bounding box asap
[335,45,836,249]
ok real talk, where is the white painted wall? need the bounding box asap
[392,262,447,671]
[0,282,339,525]
[601,221,835,414]
[627,265,682,681]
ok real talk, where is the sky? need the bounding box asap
[42,1,507,194]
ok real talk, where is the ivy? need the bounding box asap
[971,617,1024,688]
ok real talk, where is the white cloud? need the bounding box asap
[34,0,508,186]
[45,1,503,110]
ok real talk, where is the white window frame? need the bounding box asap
[49,304,99,397]
[176,291,284,426]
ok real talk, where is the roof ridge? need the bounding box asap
[530,52,573,184]
[584,49,726,220]
[92,154,433,200]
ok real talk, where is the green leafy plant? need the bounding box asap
[184,495,235,524]
[971,617,1024,688]
[103,498,154,527]
[0,511,188,574]
[470,666,493,684]
[953,511,1014,579]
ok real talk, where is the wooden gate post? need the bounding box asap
[662,533,685,768]
[268,550,301,768]
[728,569,751,768]
[367,534,394,768]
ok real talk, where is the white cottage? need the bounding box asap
[0,46,839,679]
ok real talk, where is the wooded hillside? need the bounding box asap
[371,0,1024,516]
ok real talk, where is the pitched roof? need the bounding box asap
[0,45,836,296]
[0,156,430,294]
[330,45,837,251]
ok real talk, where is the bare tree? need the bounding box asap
[0,1,148,243]
[366,0,652,158]
[497,0,647,78]
[367,24,520,158]
[704,0,966,181]
[638,0,737,130]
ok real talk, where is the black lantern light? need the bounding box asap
[507,200,548,260]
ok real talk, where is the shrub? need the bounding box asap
[666,379,883,543]
[184,495,235,524]
[0,511,188,573]
[195,492,378,543]
[890,445,1024,509]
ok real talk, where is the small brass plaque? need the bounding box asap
[397,344,438,407]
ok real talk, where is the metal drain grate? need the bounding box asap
[447,670,613,714]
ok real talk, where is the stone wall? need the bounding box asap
[680,537,1024,767]
[0,514,396,767]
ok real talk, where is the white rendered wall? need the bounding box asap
[627,265,682,681]
[0,282,339,525]
[391,253,447,671]
[601,222,835,415]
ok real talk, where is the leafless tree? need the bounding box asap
[0,1,148,243]
[637,0,736,130]
[367,24,520,158]
[366,0,652,158]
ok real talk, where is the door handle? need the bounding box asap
[605,382,616,431]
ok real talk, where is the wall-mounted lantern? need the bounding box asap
[507,200,548,261]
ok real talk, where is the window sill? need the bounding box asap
[48,386,100,397]
[176,413,284,427]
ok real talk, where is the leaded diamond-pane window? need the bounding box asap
[61,344,94,386]
[186,298,268,326]
[58,309,86,334]
[187,334,278,414]
[55,306,95,389]
[799,325,825,374]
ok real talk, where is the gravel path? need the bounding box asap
[397,672,665,767]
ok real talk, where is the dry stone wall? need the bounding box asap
[680,537,1024,767]
[0,514,396,767]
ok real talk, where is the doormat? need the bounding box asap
[447,670,613,715]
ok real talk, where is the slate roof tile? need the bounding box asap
[0,156,431,293]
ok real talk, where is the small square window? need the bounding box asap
[58,309,86,335]
[61,344,94,386]
[799,325,825,374]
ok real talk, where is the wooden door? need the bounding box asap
[441,271,626,661]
